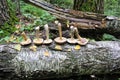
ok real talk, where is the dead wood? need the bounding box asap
[0,41,120,79]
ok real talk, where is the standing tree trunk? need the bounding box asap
[73,0,104,13]
[94,0,104,13]
[0,0,10,26]
[73,0,84,10]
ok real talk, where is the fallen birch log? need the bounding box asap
[0,41,120,79]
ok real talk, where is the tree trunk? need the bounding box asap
[94,0,104,14]
[0,41,120,79]
[73,0,104,13]
[0,0,10,26]
[73,0,84,10]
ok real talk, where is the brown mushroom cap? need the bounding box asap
[54,37,67,44]
[20,38,31,46]
[67,38,77,44]
[33,38,43,45]
[77,38,89,45]
[43,39,53,44]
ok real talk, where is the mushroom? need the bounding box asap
[33,26,43,45]
[67,26,77,44]
[54,22,67,44]
[43,24,53,44]
[20,32,31,46]
[54,20,59,25]
[74,27,89,45]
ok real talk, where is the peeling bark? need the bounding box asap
[0,41,120,79]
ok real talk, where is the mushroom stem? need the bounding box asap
[35,26,40,39]
[70,26,74,40]
[74,27,82,41]
[44,24,49,40]
[21,32,27,41]
[71,33,74,40]
[58,23,62,40]
[66,20,70,28]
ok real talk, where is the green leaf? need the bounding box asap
[102,33,117,41]
[20,26,25,31]
[0,30,4,34]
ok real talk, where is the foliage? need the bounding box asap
[74,0,96,12]
[0,0,56,43]
[20,1,56,31]
[102,33,117,41]
[48,0,73,9]
[49,0,120,17]
[1,0,120,44]
[0,0,18,43]
[21,1,56,22]
[104,0,120,17]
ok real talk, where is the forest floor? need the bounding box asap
[1,1,120,44]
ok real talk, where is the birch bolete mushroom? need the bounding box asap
[20,32,31,46]
[74,27,89,45]
[43,24,53,44]
[33,26,43,45]
[67,26,77,44]
[54,23,67,44]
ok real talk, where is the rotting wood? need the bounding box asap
[23,0,107,29]
[22,0,120,32]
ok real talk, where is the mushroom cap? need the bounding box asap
[58,23,61,27]
[33,38,43,45]
[70,26,74,29]
[44,24,48,29]
[21,38,31,46]
[54,37,67,44]
[77,38,89,45]
[43,39,53,44]
[35,26,40,30]
[67,38,77,44]
[55,20,59,24]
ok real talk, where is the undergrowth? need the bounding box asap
[0,0,18,43]
[20,1,56,26]
[18,1,56,34]
[0,1,56,44]
[0,0,119,44]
